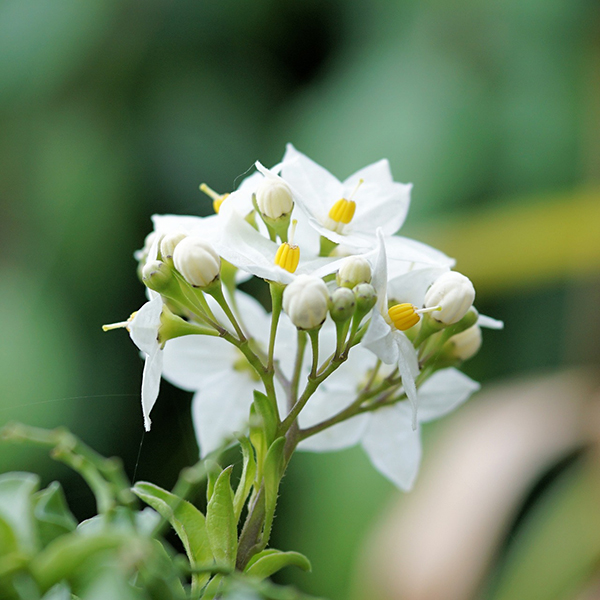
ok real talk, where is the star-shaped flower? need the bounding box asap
[281,144,412,250]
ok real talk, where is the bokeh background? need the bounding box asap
[1,0,599,598]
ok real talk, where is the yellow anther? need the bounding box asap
[200,183,229,214]
[328,198,356,224]
[274,242,300,273]
[102,312,137,332]
[388,303,420,331]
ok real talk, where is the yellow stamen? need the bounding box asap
[274,242,300,273]
[102,312,137,332]
[388,304,420,331]
[326,178,364,231]
[328,198,356,224]
[200,183,229,214]
[388,304,442,331]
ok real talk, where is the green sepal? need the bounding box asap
[262,437,286,546]
[132,482,213,591]
[252,194,277,242]
[233,438,257,522]
[205,466,237,570]
[32,482,77,548]
[244,549,311,580]
[319,235,338,257]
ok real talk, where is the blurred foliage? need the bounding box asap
[0,0,599,598]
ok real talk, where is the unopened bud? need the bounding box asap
[283,275,329,330]
[255,168,294,219]
[336,256,371,288]
[173,236,220,288]
[329,287,356,322]
[424,271,475,325]
[354,283,377,313]
[160,232,187,260]
[142,260,174,293]
[445,324,482,360]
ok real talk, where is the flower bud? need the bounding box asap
[173,236,220,288]
[142,260,174,293]
[329,287,356,323]
[354,283,377,314]
[424,271,475,325]
[283,275,329,330]
[160,232,187,260]
[255,177,294,219]
[445,324,482,360]
[336,256,372,288]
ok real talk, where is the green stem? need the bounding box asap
[308,329,320,379]
[208,285,246,342]
[267,282,284,372]
[289,331,307,412]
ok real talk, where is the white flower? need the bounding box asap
[298,334,480,489]
[281,144,412,249]
[161,292,295,456]
[361,231,421,426]
[217,210,343,284]
[447,324,482,360]
[108,295,164,432]
[337,255,372,288]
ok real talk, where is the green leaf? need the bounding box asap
[205,466,237,569]
[233,437,257,522]
[32,482,77,547]
[205,460,221,504]
[245,549,311,580]
[201,574,225,600]
[41,583,71,600]
[252,391,278,447]
[0,472,40,556]
[262,437,285,545]
[132,482,213,591]
[30,531,130,592]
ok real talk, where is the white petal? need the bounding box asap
[361,403,422,490]
[217,212,295,284]
[298,385,369,452]
[141,348,163,431]
[417,368,480,423]
[128,296,163,356]
[478,314,504,329]
[234,291,272,344]
[192,373,257,457]
[161,335,236,392]
[371,229,388,312]
[387,267,449,307]
[362,312,399,365]
[281,144,343,221]
[395,333,419,428]
[385,236,455,272]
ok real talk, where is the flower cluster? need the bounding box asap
[106,144,502,490]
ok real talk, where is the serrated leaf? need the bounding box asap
[205,466,237,569]
[132,482,213,591]
[33,482,77,547]
[245,549,311,580]
[0,472,40,556]
[233,437,257,521]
